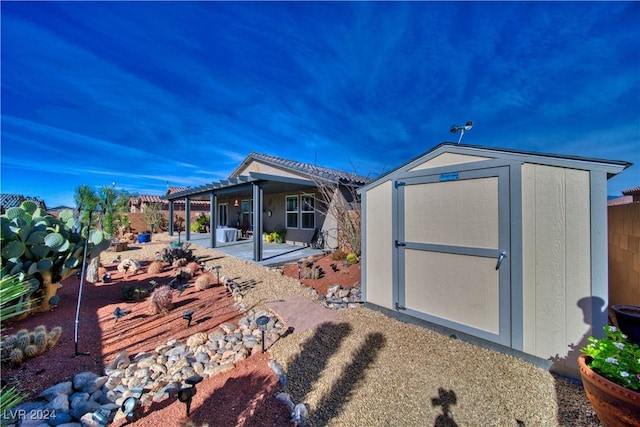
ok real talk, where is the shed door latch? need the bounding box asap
[395,240,406,248]
[395,302,406,311]
[495,251,507,270]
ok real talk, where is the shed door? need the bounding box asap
[395,166,510,346]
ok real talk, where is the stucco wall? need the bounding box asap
[521,164,592,372]
[608,202,640,306]
[363,180,393,309]
[235,159,303,179]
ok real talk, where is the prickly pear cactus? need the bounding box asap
[0,201,111,313]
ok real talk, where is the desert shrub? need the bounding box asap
[122,285,148,301]
[148,260,164,275]
[117,258,139,274]
[195,275,211,291]
[176,268,192,281]
[172,258,188,268]
[185,262,201,276]
[332,251,347,261]
[1,325,63,366]
[161,244,196,264]
[149,285,173,315]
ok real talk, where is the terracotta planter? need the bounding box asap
[578,355,640,427]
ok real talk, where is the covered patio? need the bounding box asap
[162,151,370,263]
[185,232,325,266]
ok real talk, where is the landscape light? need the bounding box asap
[121,387,143,422]
[91,408,111,426]
[183,310,195,327]
[177,375,203,416]
[213,265,222,285]
[297,260,303,280]
[256,315,270,353]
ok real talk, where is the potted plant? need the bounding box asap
[138,230,152,243]
[578,325,640,426]
[613,305,640,345]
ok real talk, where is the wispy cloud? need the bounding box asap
[1,1,638,206]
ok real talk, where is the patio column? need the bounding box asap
[252,183,263,262]
[210,192,217,249]
[185,197,191,241]
[168,201,174,236]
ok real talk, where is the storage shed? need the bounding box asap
[358,143,630,376]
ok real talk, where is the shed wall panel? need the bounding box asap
[409,153,490,171]
[521,164,591,365]
[404,178,498,248]
[404,250,500,333]
[364,180,394,308]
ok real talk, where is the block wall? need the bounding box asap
[608,202,640,306]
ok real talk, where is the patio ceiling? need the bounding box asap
[162,172,318,202]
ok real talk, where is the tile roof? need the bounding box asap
[608,196,634,206]
[235,152,372,185]
[0,194,47,211]
[622,186,640,196]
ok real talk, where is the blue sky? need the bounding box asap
[1,1,639,208]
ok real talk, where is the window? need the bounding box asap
[286,195,298,228]
[301,194,315,229]
[241,199,252,226]
[218,204,228,227]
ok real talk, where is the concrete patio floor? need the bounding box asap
[185,232,325,266]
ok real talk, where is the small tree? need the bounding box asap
[310,178,363,256]
[143,202,165,233]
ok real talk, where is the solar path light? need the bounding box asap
[213,265,222,285]
[297,260,303,280]
[256,315,270,353]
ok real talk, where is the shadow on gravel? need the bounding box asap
[431,387,459,427]
[311,331,387,427]
[286,322,353,404]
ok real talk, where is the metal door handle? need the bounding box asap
[495,251,506,270]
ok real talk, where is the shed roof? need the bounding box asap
[359,142,631,192]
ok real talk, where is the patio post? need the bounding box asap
[168,201,174,236]
[185,196,191,241]
[252,183,263,262]
[210,192,217,249]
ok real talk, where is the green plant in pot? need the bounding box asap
[578,325,640,426]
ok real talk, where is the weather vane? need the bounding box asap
[450,121,473,144]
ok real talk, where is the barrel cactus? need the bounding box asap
[0,325,63,366]
[0,201,111,313]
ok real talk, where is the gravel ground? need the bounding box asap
[106,234,602,427]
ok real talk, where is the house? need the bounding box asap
[358,142,630,378]
[0,193,47,213]
[162,152,371,261]
[129,187,210,214]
